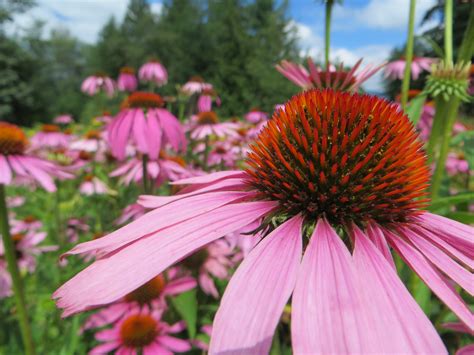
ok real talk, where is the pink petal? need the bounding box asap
[143,343,172,355]
[457,344,474,355]
[132,109,148,153]
[412,225,473,269]
[352,226,446,353]
[65,191,251,257]
[164,277,197,295]
[366,222,396,270]
[95,328,119,341]
[21,157,56,192]
[403,227,473,294]
[171,170,245,185]
[139,178,246,209]
[155,109,186,152]
[292,219,372,353]
[387,229,474,330]
[89,341,120,355]
[0,156,12,184]
[157,335,191,352]
[210,215,303,354]
[54,201,276,316]
[417,213,474,258]
[145,111,162,160]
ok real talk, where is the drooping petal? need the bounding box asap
[157,335,191,352]
[403,227,473,295]
[291,218,371,353]
[171,170,245,185]
[21,157,56,192]
[54,201,276,316]
[132,109,148,154]
[0,156,12,184]
[417,213,474,258]
[139,178,247,209]
[65,191,251,257]
[352,226,447,353]
[387,229,474,330]
[210,215,303,354]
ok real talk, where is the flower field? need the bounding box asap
[0,0,473,354]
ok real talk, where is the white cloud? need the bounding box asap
[333,0,437,31]
[9,0,162,43]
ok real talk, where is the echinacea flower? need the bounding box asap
[446,153,470,176]
[79,175,111,196]
[181,239,237,298]
[108,92,186,160]
[138,60,168,86]
[182,76,212,95]
[81,74,115,97]
[197,88,221,112]
[114,203,146,226]
[53,114,74,125]
[30,124,73,150]
[188,111,238,140]
[69,130,107,153]
[0,229,57,274]
[10,215,42,234]
[89,306,191,355]
[385,56,435,80]
[244,108,268,124]
[276,58,385,92]
[65,218,90,244]
[0,122,71,192]
[55,90,472,353]
[117,67,138,92]
[82,269,196,331]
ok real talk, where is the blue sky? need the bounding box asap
[10,0,439,91]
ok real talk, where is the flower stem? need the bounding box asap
[0,184,35,355]
[429,3,474,198]
[324,0,334,69]
[142,154,150,194]
[54,181,63,247]
[203,136,210,171]
[430,97,460,198]
[400,0,416,110]
[444,0,453,63]
[426,98,448,163]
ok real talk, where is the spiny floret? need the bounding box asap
[124,92,165,109]
[0,122,28,155]
[246,89,430,226]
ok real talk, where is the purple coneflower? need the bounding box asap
[55,90,472,353]
[108,92,186,160]
[385,57,435,80]
[81,73,115,97]
[117,67,138,92]
[276,58,384,92]
[138,60,168,86]
[0,122,71,192]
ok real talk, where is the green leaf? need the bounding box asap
[429,193,474,211]
[171,289,198,338]
[405,93,427,124]
[445,211,474,224]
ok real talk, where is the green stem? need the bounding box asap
[203,136,210,171]
[0,185,35,355]
[426,98,448,163]
[324,0,334,69]
[444,0,453,63]
[400,0,416,110]
[54,181,63,247]
[142,154,149,194]
[430,97,460,198]
[178,101,185,122]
